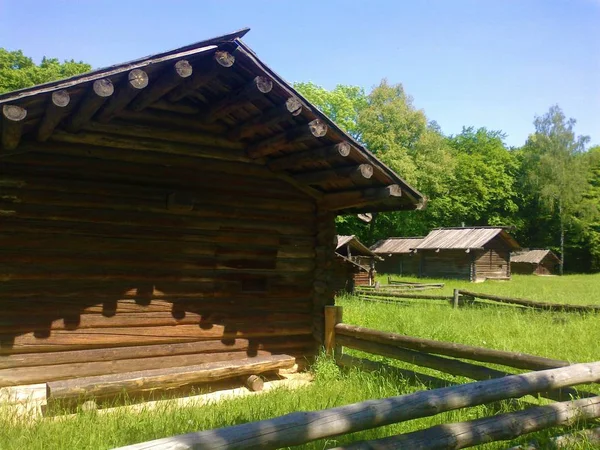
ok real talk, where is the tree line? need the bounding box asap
[1,49,598,272]
[294,81,600,273]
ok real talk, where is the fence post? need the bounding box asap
[453,289,460,309]
[324,305,343,357]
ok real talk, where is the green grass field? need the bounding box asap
[1,274,599,449]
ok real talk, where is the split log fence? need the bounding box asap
[114,306,600,449]
[355,286,600,313]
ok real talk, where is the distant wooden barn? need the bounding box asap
[333,235,379,292]
[0,29,425,389]
[511,249,561,275]
[370,237,424,276]
[412,227,520,281]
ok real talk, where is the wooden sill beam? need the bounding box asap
[267,142,352,171]
[96,69,149,123]
[293,164,373,186]
[199,76,273,123]
[2,105,27,150]
[129,60,193,112]
[64,79,114,132]
[37,90,71,142]
[247,119,328,159]
[227,96,302,140]
[321,185,402,211]
[168,51,235,102]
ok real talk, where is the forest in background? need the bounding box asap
[1,48,598,272]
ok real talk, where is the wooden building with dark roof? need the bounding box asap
[511,249,561,275]
[0,29,424,390]
[333,235,379,291]
[411,227,520,281]
[370,237,424,276]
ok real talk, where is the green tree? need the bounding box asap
[521,105,591,274]
[0,48,91,94]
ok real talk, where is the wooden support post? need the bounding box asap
[65,79,114,132]
[168,51,235,102]
[112,362,600,450]
[96,69,149,122]
[268,142,352,171]
[293,164,373,186]
[321,185,402,211]
[130,59,193,111]
[200,76,273,123]
[1,104,27,150]
[340,396,600,450]
[453,288,460,309]
[244,375,264,392]
[247,119,328,159]
[227,96,303,140]
[324,305,343,357]
[37,90,71,141]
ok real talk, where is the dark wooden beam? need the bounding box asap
[37,90,71,142]
[267,142,352,171]
[1,105,27,150]
[168,51,235,102]
[321,185,402,211]
[129,60,193,111]
[227,96,303,140]
[247,119,328,159]
[96,69,149,123]
[64,79,114,132]
[199,76,273,123]
[293,164,373,185]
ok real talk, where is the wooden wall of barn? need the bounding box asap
[419,250,473,280]
[375,254,420,276]
[0,141,320,387]
[473,236,511,281]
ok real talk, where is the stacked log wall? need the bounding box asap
[376,254,420,276]
[0,139,319,387]
[420,250,472,280]
[474,236,511,280]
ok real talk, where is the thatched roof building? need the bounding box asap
[0,28,424,392]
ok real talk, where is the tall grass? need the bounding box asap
[1,274,599,449]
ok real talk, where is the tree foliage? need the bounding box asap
[0,48,91,94]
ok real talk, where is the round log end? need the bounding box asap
[175,60,193,78]
[2,104,27,121]
[215,51,235,68]
[309,119,328,138]
[286,97,303,116]
[388,184,402,197]
[359,164,374,179]
[255,76,273,94]
[51,90,70,108]
[93,79,115,97]
[128,69,149,89]
[336,141,352,157]
[244,374,264,392]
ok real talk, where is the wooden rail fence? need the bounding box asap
[114,306,600,449]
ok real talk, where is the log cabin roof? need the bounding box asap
[370,237,425,254]
[0,28,425,214]
[412,227,521,251]
[511,249,561,264]
[336,235,379,257]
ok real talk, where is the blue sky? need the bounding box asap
[1,0,598,148]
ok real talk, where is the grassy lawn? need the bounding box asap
[1,274,599,449]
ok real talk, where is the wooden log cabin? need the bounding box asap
[0,29,424,390]
[333,235,380,292]
[511,249,561,275]
[411,227,520,281]
[370,237,424,276]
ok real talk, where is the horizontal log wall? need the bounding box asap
[0,138,319,386]
[420,250,472,280]
[474,235,511,280]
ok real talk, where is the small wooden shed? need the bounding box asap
[0,29,424,390]
[511,249,561,275]
[333,235,379,291]
[370,237,424,276]
[412,227,520,281]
